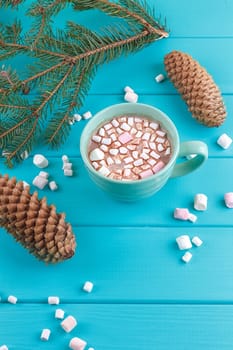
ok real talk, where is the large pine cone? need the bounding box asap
[0,174,76,263]
[164,50,226,127]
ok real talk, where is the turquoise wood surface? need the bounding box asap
[1,0,233,348]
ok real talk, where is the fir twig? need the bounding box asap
[0,0,168,167]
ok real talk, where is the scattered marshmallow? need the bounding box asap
[48,296,60,305]
[49,180,58,191]
[21,150,29,159]
[73,113,82,122]
[82,111,92,120]
[64,169,73,176]
[7,295,18,304]
[176,235,192,250]
[39,171,49,179]
[40,328,51,341]
[33,154,49,168]
[61,315,77,333]
[32,175,48,190]
[192,236,203,247]
[22,181,30,189]
[174,208,190,221]
[124,86,134,93]
[224,192,233,208]
[62,155,69,163]
[0,345,8,350]
[217,133,232,149]
[194,193,208,211]
[155,73,166,83]
[63,162,73,170]
[182,251,192,263]
[83,281,94,293]
[188,213,198,223]
[69,337,87,350]
[55,308,65,319]
[124,91,138,103]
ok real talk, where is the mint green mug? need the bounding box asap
[80,103,208,201]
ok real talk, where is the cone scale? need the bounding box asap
[0,174,76,263]
[164,50,227,127]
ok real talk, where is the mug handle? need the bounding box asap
[170,141,208,178]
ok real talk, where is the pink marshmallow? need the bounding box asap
[152,160,165,174]
[174,208,190,221]
[118,132,133,144]
[139,169,154,179]
[224,192,233,208]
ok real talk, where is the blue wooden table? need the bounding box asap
[1,1,233,348]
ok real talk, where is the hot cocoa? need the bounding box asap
[87,114,172,181]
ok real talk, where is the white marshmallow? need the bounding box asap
[69,337,87,350]
[48,296,60,305]
[61,315,77,333]
[109,148,119,156]
[194,193,208,211]
[176,235,192,250]
[98,165,110,177]
[73,113,82,122]
[192,236,203,247]
[22,181,30,189]
[182,251,192,263]
[21,150,29,159]
[33,154,49,168]
[155,73,165,83]
[64,169,73,176]
[62,155,69,163]
[124,86,134,93]
[188,213,198,223]
[121,122,131,131]
[63,162,73,170]
[49,181,58,191]
[82,111,92,120]
[0,345,8,350]
[217,133,232,149]
[7,295,17,304]
[32,175,48,190]
[224,192,233,208]
[102,138,112,145]
[124,91,138,103]
[90,148,105,161]
[83,281,94,293]
[39,171,49,179]
[55,308,65,319]
[40,329,51,341]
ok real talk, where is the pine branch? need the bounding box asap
[0,0,168,167]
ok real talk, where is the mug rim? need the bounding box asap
[80,103,180,185]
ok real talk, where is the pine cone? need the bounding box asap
[164,50,226,127]
[0,174,76,263]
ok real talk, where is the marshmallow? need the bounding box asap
[33,154,49,168]
[217,133,232,149]
[124,86,134,93]
[64,169,73,176]
[48,296,60,305]
[63,162,73,170]
[155,73,166,83]
[49,181,58,191]
[90,148,105,161]
[82,111,92,120]
[224,192,233,208]
[39,171,49,179]
[188,213,198,223]
[21,150,29,159]
[83,281,94,293]
[192,236,203,247]
[124,91,138,103]
[69,337,87,350]
[119,132,133,144]
[62,155,69,163]
[61,315,77,333]
[92,135,102,143]
[40,329,51,341]
[174,208,190,221]
[194,193,208,211]
[73,113,82,122]
[182,251,192,263]
[98,165,110,177]
[22,181,30,189]
[0,346,8,350]
[176,235,192,250]
[32,175,48,190]
[8,295,17,304]
[152,160,165,174]
[55,308,65,319]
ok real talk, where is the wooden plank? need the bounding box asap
[1,158,233,227]
[1,226,233,302]
[0,303,233,349]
